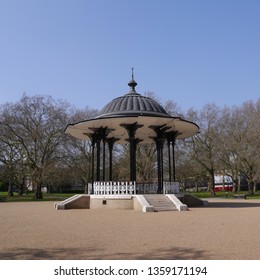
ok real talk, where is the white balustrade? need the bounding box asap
[89,181,178,195]
[92,181,136,195]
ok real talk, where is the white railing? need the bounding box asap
[88,181,179,195]
[163,182,180,194]
[91,181,136,195]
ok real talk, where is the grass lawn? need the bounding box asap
[0,192,79,202]
[187,190,260,199]
[1,190,260,202]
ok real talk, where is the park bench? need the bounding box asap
[233,194,247,199]
[0,196,7,202]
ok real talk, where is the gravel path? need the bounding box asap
[1,198,260,260]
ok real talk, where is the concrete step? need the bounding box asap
[144,195,177,212]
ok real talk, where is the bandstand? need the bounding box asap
[65,71,199,197]
[65,72,199,196]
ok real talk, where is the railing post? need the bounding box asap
[100,182,102,195]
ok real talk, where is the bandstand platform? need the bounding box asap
[55,181,206,212]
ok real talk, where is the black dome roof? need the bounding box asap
[98,77,170,118]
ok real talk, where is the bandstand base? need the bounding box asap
[54,193,207,212]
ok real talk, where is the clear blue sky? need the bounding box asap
[0,0,259,112]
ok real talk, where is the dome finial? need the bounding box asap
[128,67,137,93]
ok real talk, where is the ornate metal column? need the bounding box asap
[86,127,115,191]
[91,138,95,193]
[100,128,108,182]
[171,138,176,182]
[95,137,101,181]
[167,138,172,182]
[84,132,98,194]
[120,122,143,182]
[165,131,180,182]
[156,136,165,194]
[150,125,170,193]
[102,139,106,181]
[88,127,110,182]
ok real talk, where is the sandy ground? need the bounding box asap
[0,198,260,260]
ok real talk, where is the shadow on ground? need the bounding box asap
[0,245,209,260]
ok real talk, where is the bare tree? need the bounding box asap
[0,94,71,199]
[62,107,99,192]
[0,136,22,196]
[218,101,260,194]
[187,104,223,195]
[136,144,157,182]
[0,103,27,195]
